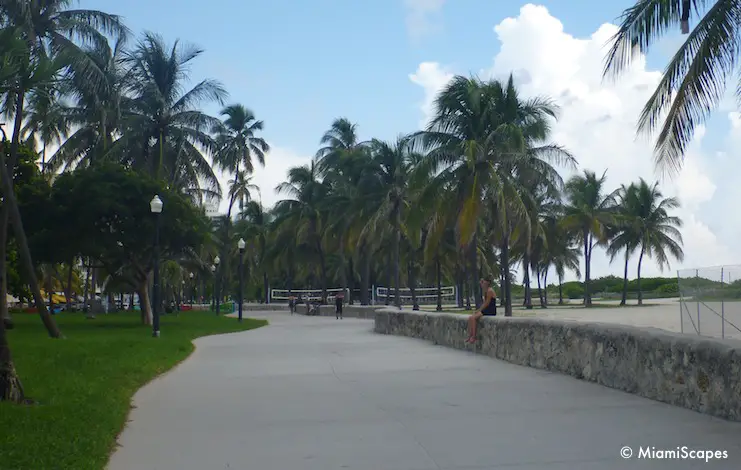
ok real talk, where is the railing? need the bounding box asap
[677,265,741,339]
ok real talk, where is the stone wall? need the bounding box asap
[374,308,741,422]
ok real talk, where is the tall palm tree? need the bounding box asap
[362,136,422,309]
[21,84,69,174]
[562,170,618,306]
[629,178,685,304]
[275,160,330,302]
[47,37,129,172]
[213,104,269,220]
[603,0,735,175]
[606,183,642,305]
[116,32,226,191]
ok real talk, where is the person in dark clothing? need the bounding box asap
[466,278,497,343]
[335,291,344,319]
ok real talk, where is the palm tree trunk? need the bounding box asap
[339,232,348,302]
[542,270,549,307]
[384,254,391,305]
[89,266,98,317]
[138,277,153,325]
[0,89,26,331]
[583,230,592,306]
[621,250,629,306]
[82,259,90,312]
[360,251,370,305]
[393,209,401,309]
[558,275,564,305]
[454,262,464,308]
[436,255,443,312]
[500,236,513,316]
[469,233,481,309]
[0,317,24,403]
[523,254,532,309]
[408,255,419,311]
[65,261,74,311]
[263,272,269,304]
[0,129,61,337]
[536,267,543,307]
[46,272,54,315]
[637,246,645,306]
[315,231,328,304]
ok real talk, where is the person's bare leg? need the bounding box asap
[467,312,481,342]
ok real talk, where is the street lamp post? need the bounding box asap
[150,195,163,337]
[214,256,221,315]
[210,264,216,310]
[238,238,245,322]
[189,272,194,306]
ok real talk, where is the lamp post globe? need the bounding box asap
[150,194,163,338]
[189,272,194,306]
[237,238,246,322]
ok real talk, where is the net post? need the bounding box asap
[677,270,683,334]
[695,269,701,335]
[721,267,725,339]
[372,284,376,305]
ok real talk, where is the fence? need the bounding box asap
[677,265,741,339]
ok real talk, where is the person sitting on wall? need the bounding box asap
[466,278,497,344]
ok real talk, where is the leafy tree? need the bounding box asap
[50,163,210,322]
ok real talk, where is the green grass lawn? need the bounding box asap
[0,310,266,470]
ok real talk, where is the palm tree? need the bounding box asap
[21,84,69,174]
[213,104,269,220]
[606,183,642,305]
[47,37,129,172]
[362,136,422,309]
[417,74,573,315]
[629,178,685,304]
[562,170,618,306]
[275,161,330,302]
[603,0,735,175]
[116,32,226,192]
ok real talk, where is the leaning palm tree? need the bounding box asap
[629,178,685,304]
[213,104,269,220]
[603,0,735,175]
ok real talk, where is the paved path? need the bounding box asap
[108,312,741,470]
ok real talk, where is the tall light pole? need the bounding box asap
[214,256,221,315]
[238,238,245,322]
[189,272,194,306]
[210,264,216,310]
[150,195,163,337]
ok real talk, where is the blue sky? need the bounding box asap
[79,0,741,278]
[84,0,651,151]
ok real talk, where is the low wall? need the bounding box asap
[374,308,741,422]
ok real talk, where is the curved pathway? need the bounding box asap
[108,311,741,470]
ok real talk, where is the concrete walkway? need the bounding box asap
[108,312,741,470]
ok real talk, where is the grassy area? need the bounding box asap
[0,310,267,470]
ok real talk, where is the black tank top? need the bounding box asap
[481,289,497,315]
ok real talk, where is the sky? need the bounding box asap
[77,0,741,282]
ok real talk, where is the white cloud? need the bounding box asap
[214,145,311,214]
[409,3,739,281]
[403,0,446,40]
